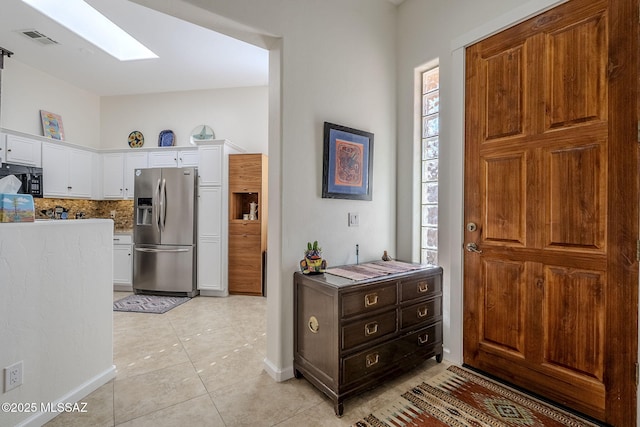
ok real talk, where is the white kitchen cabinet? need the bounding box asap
[198,186,222,237]
[179,149,199,167]
[102,151,147,199]
[0,133,6,164]
[42,143,93,198]
[113,234,133,290]
[195,140,243,296]
[6,134,42,167]
[148,148,199,168]
[148,150,178,168]
[198,237,222,292]
[124,152,148,198]
[102,153,125,198]
[197,145,222,186]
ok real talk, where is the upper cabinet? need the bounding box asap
[42,142,94,198]
[102,151,148,199]
[102,152,125,199]
[6,135,42,167]
[147,148,199,168]
[0,133,6,164]
[198,145,222,186]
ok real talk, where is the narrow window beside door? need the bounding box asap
[421,67,439,265]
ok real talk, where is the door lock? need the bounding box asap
[466,222,477,232]
[466,242,482,253]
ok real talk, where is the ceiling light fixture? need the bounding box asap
[21,0,158,61]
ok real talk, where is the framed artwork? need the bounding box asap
[322,122,374,201]
[40,110,65,140]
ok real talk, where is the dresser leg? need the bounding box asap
[294,368,303,379]
[436,352,443,363]
[334,401,344,417]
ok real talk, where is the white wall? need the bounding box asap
[100,86,268,153]
[0,60,101,148]
[0,60,268,153]
[0,220,115,427]
[139,0,399,379]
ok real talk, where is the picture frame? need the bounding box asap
[40,110,65,140]
[322,122,374,201]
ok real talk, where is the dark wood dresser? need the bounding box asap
[293,262,443,416]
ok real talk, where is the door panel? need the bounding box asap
[547,143,605,249]
[482,259,525,353]
[546,14,607,129]
[483,155,525,244]
[463,0,638,424]
[545,266,605,380]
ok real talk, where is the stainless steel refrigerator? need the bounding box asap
[133,167,199,297]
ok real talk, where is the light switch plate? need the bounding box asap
[348,212,359,227]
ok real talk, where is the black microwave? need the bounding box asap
[0,163,43,198]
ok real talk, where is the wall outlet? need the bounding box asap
[4,361,23,392]
[348,212,359,227]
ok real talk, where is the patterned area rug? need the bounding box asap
[113,294,190,314]
[352,366,600,427]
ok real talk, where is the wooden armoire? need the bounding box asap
[228,154,268,295]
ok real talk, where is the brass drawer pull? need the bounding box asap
[364,321,379,336]
[418,333,430,345]
[417,306,428,318]
[365,352,379,367]
[364,293,379,307]
[418,281,429,293]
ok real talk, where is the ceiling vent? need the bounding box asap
[18,29,58,45]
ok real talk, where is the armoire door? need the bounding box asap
[463,0,638,424]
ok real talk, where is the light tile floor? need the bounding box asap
[44,292,450,427]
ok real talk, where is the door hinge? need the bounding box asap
[637,240,640,262]
[636,363,639,386]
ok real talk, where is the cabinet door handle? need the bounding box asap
[364,321,379,336]
[417,306,428,318]
[418,333,430,345]
[418,281,429,293]
[364,293,378,307]
[365,352,379,367]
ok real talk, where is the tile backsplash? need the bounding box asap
[34,198,134,230]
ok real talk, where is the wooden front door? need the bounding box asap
[463,0,638,424]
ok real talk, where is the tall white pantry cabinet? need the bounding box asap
[196,140,243,296]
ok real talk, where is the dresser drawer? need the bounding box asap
[341,310,397,351]
[400,274,441,302]
[400,297,442,330]
[342,283,397,317]
[342,339,404,385]
[396,322,442,358]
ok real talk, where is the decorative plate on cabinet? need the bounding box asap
[190,125,215,145]
[158,130,175,147]
[128,131,144,148]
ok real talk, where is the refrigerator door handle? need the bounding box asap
[153,178,161,233]
[135,247,191,253]
[160,178,167,232]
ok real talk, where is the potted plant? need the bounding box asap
[300,240,327,274]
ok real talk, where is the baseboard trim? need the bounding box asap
[263,357,294,382]
[199,289,229,297]
[17,365,116,427]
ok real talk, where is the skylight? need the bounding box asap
[21,0,158,61]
